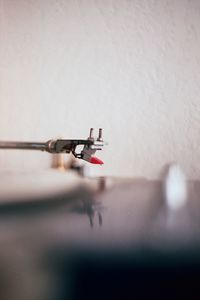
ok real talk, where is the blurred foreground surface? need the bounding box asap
[0,170,200,299]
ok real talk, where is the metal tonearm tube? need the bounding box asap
[0,128,104,165]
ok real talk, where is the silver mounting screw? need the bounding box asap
[97,128,103,141]
[89,128,94,140]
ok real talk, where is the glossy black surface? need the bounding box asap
[1,177,200,299]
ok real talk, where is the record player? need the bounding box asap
[0,129,200,300]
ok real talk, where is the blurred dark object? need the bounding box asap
[1,172,200,299]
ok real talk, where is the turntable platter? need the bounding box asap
[0,169,85,203]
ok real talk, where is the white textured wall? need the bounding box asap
[1,0,200,178]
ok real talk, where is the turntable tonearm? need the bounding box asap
[0,128,104,165]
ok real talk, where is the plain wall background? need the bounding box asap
[0,0,200,178]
